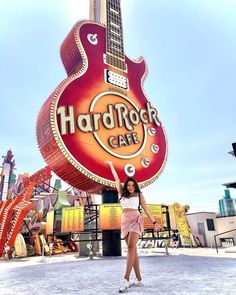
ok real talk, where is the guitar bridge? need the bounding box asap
[104,69,129,91]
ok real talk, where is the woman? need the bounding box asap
[105,161,161,293]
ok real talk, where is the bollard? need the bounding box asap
[49,242,53,257]
[4,245,10,261]
[87,237,93,260]
[165,240,169,255]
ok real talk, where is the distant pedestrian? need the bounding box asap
[105,161,161,293]
[171,229,179,248]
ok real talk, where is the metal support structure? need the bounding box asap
[51,203,172,260]
[52,205,172,239]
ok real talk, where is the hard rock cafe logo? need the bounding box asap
[56,91,161,160]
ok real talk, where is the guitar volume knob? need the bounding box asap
[141,158,150,168]
[151,144,159,154]
[124,164,135,177]
[148,127,156,136]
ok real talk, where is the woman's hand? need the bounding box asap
[154,223,162,232]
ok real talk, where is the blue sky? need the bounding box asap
[0,0,236,212]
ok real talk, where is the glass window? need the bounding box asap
[206,219,215,231]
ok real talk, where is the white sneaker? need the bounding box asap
[130,278,144,287]
[119,279,130,293]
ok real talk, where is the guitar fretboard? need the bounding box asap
[106,0,126,70]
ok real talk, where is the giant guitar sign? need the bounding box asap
[36,0,167,192]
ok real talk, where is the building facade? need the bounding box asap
[219,189,236,217]
[187,212,217,247]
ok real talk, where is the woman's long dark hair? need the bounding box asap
[121,177,141,198]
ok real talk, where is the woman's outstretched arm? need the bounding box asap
[104,161,122,194]
[140,193,161,231]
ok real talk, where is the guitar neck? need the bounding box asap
[106,0,126,70]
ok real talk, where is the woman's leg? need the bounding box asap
[133,249,142,280]
[124,235,141,280]
[124,232,140,281]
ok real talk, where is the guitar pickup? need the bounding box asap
[104,69,129,91]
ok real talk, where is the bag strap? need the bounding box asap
[138,192,141,213]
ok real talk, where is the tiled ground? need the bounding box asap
[0,248,236,295]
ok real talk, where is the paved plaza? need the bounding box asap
[0,248,236,295]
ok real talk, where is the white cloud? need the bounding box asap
[65,0,89,22]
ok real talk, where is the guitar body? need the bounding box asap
[37,21,167,192]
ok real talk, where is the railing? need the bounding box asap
[214,228,236,253]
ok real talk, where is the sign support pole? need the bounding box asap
[102,190,121,256]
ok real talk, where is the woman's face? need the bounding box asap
[127,181,135,194]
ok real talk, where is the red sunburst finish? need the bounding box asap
[36,21,167,192]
